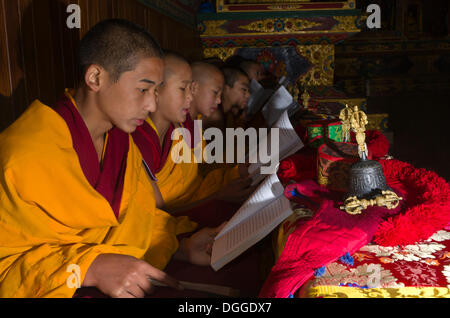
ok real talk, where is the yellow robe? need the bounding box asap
[146,118,240,210]
[0,100,196,298]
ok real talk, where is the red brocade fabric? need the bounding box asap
[298,228,450,296]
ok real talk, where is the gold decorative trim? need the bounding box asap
[240,18,322,33]
[296,44,334,86]
[317,162,329,186]
[331,15,359,32]
[266,5,312,11]
[366,113,389,131]
[306,286,450,299]
[203,44,335,87]
[200,16,360,37]
[203,47,238,61]
[199,20,229,36]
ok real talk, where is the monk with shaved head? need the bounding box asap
[197,63,250,131]
[190,61,225,120]
[0,19,229,298]
[132,54,255,214]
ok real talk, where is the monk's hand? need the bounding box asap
[176,223,227,266]
[215,176,257,203]
[82,253,182,298]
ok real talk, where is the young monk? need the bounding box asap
[0,19,223,298]
[140,58,266,297]
[202,66,250,131]
[222,66,251,127]
[189,61,225,121]
[239,59,264,83]
[132,53,254,212]
[225,55,263,84]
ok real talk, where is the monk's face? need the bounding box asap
[223,74,250,114]
[246,63,263,82]
[192,70,224,118]
[99,56,164,133]
[156,59,193,124]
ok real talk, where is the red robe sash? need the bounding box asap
[132,113,197,175]
[52,94,129,219]
[132,121,174,175]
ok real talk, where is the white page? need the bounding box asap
[278,76,287,86]
[248,82,274,117]
[215,173,284,240]
[261,86,293,128]
[247,80,263,115]
[247,132,270,176]
[249,169,270,187]
[287,101,301,117]
[211,195,292,271]
[276,111,304,159]
[249,79,262,96]
[248,76,286,118]
[247,111,304,176]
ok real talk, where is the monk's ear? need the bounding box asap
[191,81,199,95]
[84,64,102,92]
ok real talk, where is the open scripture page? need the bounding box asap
[211,194,292,271]
[247,79,274,116]
[261,85,293,128]
[247,110,304,179]
[215,173,284,240]
[276,110,305,159]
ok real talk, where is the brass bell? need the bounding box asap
[339,105,402,214]
[346,156,392,200]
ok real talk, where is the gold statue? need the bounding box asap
[350,105,369,159]
[339,104,353,142]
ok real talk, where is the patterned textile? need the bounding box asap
[297,229,450,298]
[316,141,362,192]
[306,120,343,148]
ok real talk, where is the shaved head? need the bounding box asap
[163,51,190,80]
[189,61,224,118]
[78,19,163,83]
[221,66,249,88]
[191,61,224,84]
